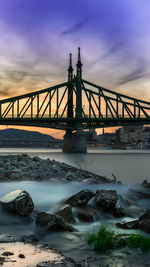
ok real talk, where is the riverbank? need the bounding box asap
[0,147,149,183]
[0,155,150,266]
[1,238,150,266]
[0,154,115,184]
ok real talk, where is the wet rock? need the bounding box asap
[138,209,150,233]
[94,190,118,210]
[65,189,95,206]
[113,206,126,217]
[36,212,76,232]
[0,190,34,216]
[77,209,94,222]
[56,204,76,224]
[116,220,138,230]
[116,209,150,233]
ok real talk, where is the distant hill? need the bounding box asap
[0,128,58,141]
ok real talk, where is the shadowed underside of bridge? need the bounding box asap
[0,48,150,133]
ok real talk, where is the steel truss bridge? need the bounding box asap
[1,48,150,132]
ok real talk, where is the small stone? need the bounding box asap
[18,254,25,258]
[2,251,14,256]
[0,257,5,264]
[116,220,139,230]
[65,173,75,181]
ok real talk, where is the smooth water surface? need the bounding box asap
[0,181,149,236]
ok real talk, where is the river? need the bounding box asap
[0,147,149,183]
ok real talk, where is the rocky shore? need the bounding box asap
[0,154,116,184]
[0,155,150,266]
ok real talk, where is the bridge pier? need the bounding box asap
[63,131,87,153]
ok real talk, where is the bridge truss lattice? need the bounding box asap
[0,48,150,131]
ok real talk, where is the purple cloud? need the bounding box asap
[61,16,91,35]
[0,0,149,99]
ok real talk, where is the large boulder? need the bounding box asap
[138,210,150,233]
[56,204,76,224]
[94,190,118,210]
[65,189,95,206]
[36,212,76,232]
[0,190,34,216]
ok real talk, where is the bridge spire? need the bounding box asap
[67,53,74,122]
[68,53,73,82]
[76,47,82,79]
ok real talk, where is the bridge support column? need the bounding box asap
[63,131,87,153]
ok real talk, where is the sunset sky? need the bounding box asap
[0,0,150,138]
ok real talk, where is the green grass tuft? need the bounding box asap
[87,226,150,253]
[87,226,114,252]
[126,234,150,252]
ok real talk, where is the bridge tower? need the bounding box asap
[63,48,87,153]
[67,53,73,124]
[76,47,82,120]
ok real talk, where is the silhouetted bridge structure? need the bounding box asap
[0,48,150,152]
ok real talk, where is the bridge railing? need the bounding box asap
[1,114,149,120]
